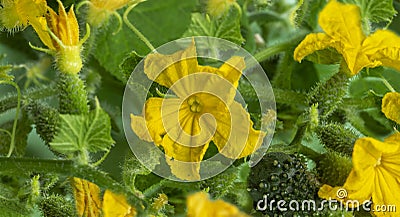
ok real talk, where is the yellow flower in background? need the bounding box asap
[382,92,400,124]
[72,177,136,217]
[294,0,400,76]
[318,133,400,217]
[76,0,144,34]
[130,40,265,180]
[102,190,136,217]
[86,0,130,27]
[72,177,102,217]
[207,0,236,17]
[186,192,249,217]
[30,0,90,74]
[0,0,46,32]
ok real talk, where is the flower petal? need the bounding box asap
[363,30,400,72]
[372,168,400,217]
[102,190,136,217]
[162,134,209,181]
[187,192,249,217]
[342,169,374,203]
[382,92,400,124]
[144,39,198,88]
[30,17,56,50]
[71,177,101,217]
[210,101,265,159]
[216,56,244,88]
[318,0,365,49]
[67,5,80,45]
[130,98,169,145]
[294,33,335,62]
[130,115,153,142]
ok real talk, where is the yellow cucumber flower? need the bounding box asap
[294,0,400,76]
[207,0,236,17]
[318,133,400,217]
[187,192,249,217]
[102,190,137,217]
[130,40,265,181]
[0,0,46,32]
[30,0,90,74]
[71,177,102,217]
[382,92,400,124]
[72,177,136,217]
[76,0,144,33]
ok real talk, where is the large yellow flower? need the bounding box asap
[0,0,46,32]
[294,0,400,76]
[382,92,400,124]
[206,0,236,17]
[72,177,136,217]
[318,133,400,216]
[186,192,249,217]
[130,40,265,180]
[30,0,90,74]
[81,0,140,28]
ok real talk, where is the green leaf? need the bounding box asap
[50,100,115,155]
[94,0,197,82]
[184,7,244,45]
[343,0,397,23]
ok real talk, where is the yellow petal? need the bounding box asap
[30,17,56,50]
[71,177,101,217]
[352,137,385,171]
[206,0,235,17]
[0,0,47,31]
[162,134,209,181]
[371,168,400,217]
[382,92,400,124]
[186,192,249,217]
[47,6,60,43]
[341,169,374,203]
[210,101,265,159]
[144,39,199,88]
[294,0,375,75]
[363,30,400,72]
[318,0,364,49]
[216,56,245,88]
[294,33,335,62]
[102,190,136,217]
[130,114,153,142]
[67,5,80,45]
[135,97,168,145]
[318,0,368,74]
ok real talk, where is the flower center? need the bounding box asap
[187,96,202,113]
[375,157,382,167]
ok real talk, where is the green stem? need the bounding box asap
[0,157,147,213]
[143,179,170,198]
[253,42,293,62]
[273,88,307,106]
[0,84,56,114]
[123,4,155,52]
[0,81,21,157]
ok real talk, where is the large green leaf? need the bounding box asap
[343,0,397,23]
[184,7,244,45]
[94,0,197,82]
[50,100,114,155]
